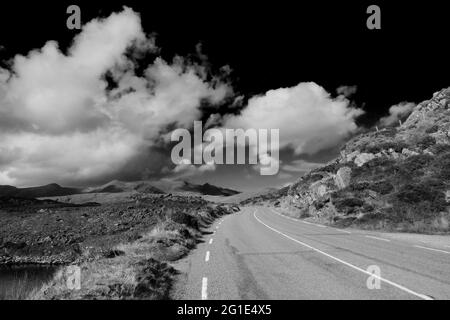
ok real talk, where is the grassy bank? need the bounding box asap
[30,202,235,300]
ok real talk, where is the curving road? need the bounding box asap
[172,206,450,300]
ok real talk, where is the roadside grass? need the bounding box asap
[30,205,231,300]
[331,149,450,234]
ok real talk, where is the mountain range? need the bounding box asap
[0,179,241,199]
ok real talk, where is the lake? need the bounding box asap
[0,265,58,300]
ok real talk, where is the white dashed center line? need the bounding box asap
[205,251,210,262]
[201,277,208,300]
[365,235,391,242]
[209,239,213,245]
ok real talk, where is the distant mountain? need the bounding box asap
[0,179,240,200]
[180,181,241,196]
[87,180,165,195]
[0,183,83,199]
[86,179,240,197]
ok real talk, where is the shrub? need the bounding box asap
[352,158,398,182]
[367,181,394,195]
[364,141,409,154]
[333,197,365,214]
[348,182,370,192]
[425,125,439,134]
[355,211,388,225]
[416,135,436,149]
[431,144,450,155]
[427,151,450,183]
[388,200,446,226]
[398,154,433,177]
[394,183,447,211]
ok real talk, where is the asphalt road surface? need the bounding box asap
[172,206,450,300]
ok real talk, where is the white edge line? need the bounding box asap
[335,229,352,234]
[201,277,208,300]
[205,251,210,262]
[270,208,350,231]
[414,245,450,255]
[313,224,327,228]
[365,235,391,242]
[253,210,431,300]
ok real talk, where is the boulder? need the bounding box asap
[310,181,328,199]
[354,153,376,167]
[345,151,360,163]
[334,167,352,190]
[402,148,420,157]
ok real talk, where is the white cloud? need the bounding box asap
[0,8,231,186]
[224,82,363,155]
[171,159,216,179]
[336,85,357,98]
[378,102,416,127]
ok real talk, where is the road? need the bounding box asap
[172,206,450,300]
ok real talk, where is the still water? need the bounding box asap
[0,265,58,300]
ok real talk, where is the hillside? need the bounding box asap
[86,180,165,195]
[0,184,82,199]
[243,88,450,234]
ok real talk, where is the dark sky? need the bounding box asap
[0,1,448,124]
[0,1,448,190]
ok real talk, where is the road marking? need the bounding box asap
[253,210,432,300]
[313,223,327,228]
[270,208,327,228]
[270,208,353,234]
[209,239,213,245]
[201,277,208,300]
[365,235,391,242]
[335,229,352,234]
[205,251,210,262]
[414,245,450,255]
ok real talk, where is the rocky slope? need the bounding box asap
[30,197,237,300]
[0,194,235,265]
[0,191,238,300]
[244,88,450,233]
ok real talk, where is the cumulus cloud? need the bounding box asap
[223,82,364,156]
[0,8,231,186]
[378,102,416,127]
[336,85,357,98]
[170,159,216,179]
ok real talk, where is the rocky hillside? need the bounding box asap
[244,88,450,234]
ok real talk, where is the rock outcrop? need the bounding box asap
[244,88,450,233]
